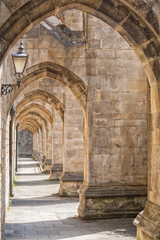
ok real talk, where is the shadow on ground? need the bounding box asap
[5,217,136,239]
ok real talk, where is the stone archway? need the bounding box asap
[8,61,88,114]
[0,0,159,87]
[16,109,52,160]
[15,103,54,126]
[15,89,64,121]
[0,1,160,239]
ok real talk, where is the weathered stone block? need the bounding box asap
[78,183,147,220]
[134,201,160,240]
[43,158,52,173]
[59,172,84,197]
[49,163,63,180]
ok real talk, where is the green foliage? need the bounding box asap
[13,176,17,188]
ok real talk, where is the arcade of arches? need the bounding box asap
[0,0,160,239]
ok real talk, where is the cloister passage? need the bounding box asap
[5,157,136,240]
[0,2,160,240]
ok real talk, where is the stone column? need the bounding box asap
[134,85,160,240]
[78,73,148,220]
[50,111,63,180]
[15,124,19,172]
[43,123,53,172]
[32,132,37,159]
[59,93,84,197]
[39,128,43,155]
[9,105,15,197]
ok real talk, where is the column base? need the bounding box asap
[49,164,63,180]
[38,155,46,172]
[43,159,52,173]
[32,151,39,160]
[32,150,36,159]
[134,201,160,240]
[59,172,84,197]
[78,182,147,220]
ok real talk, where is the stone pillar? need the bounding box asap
[78,70,148,220]
[59,93,84,197]
[15,124,19,172]
[37,129,41,154]
[50,111,63,180]
[9,106,15,197]
[39,128,43,154]
[32,132,37,159]
[43,123,53,172]
[134,85,160,240]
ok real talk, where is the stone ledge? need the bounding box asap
[43,159,52,173]
[59,172,84,197]
[78,182,147,220]
[39,155,46,173]
[51,163,63,171]
[61,172,84,181]
[79,183,147,198]
[49,164,63,180]
[134,201,160,240]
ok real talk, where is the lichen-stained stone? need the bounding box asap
[3,0,30,13]
[98,0,130,24]
[122,15,154,44]
[0,2,11,28]
[0,37,9,62]
[78,183,147,220]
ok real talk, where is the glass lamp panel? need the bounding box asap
[13,56,27,74]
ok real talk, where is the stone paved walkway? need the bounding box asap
[5,158,136,240]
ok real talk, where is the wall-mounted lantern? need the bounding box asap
[1,40,28,96]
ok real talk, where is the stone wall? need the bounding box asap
[18,130,33,157]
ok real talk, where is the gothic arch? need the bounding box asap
[19,126,34,133]
[15,89,64,121]
[15,103,53,126]
[1,1,160,239]
[0,1,159,87]
[19,120,39,133]
[16,111,48,128]
[21,117,43,130]
[8,61,88,114]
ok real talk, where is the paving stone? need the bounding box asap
[5,158,136,240]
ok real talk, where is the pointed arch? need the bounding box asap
[8,61,88,114]
[15,89,64,121]
[15,103,53,126]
